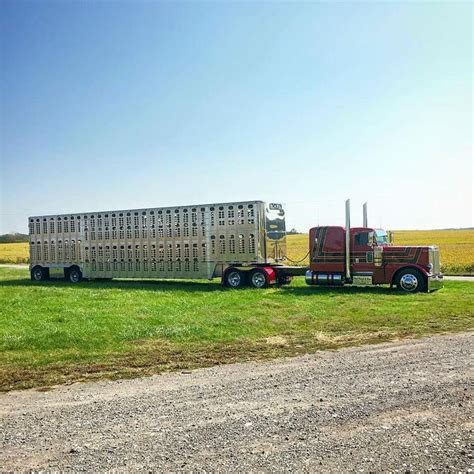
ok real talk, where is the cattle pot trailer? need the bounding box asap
[28,200,303,288]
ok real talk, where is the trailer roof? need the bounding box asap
[28,200,265,220]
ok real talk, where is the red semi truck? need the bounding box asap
[224,200,443,292]
[303,201,443,293]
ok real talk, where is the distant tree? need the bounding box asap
[287,228,301,235]
[0,233,29,243]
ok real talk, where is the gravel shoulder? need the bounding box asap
[1,332,472,471]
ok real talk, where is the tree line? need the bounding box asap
[0,233,29,243]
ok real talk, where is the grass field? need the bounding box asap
[1,229,472,273]
[0,267,473,391]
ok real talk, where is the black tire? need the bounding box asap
[66,266,82,283]
[31,265,47,281]
[395,268,426,293]
[277,274,292,286]
[249,269,269,289]
[224,268,245,288]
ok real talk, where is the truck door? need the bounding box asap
[352,231,384,284]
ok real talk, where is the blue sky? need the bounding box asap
[0,1,472,233]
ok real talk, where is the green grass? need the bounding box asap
[0,267,473,391]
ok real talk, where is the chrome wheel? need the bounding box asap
[400,273,418,292]
[251,271,267,288]
[226,271,242,288]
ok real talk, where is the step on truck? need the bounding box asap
[28,200,301,288]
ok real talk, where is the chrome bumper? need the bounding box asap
[428,274,444,291]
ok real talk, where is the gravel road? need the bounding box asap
[1,333,472,472]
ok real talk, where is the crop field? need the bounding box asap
[0,242,29,264]
[0,266,473,391]
[393,230,474,275]
[1,229,472,273]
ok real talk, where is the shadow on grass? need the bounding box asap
[277,284,399,296]
[0,277,224,292]
[0,277,407,295]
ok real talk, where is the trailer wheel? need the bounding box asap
[224,269,245,288]
[395,268,426,293]
[66,266,82,283]
[249,269,269,289]
[31,265,48,281]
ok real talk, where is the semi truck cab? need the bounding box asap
[305,202,443,292]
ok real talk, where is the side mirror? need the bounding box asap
[387,231,394,245]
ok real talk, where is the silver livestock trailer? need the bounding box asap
[28,200,301,288]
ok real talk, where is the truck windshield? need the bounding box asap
[374,229,388,245]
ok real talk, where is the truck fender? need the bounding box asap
[391,265,428,287]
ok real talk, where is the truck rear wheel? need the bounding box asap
[224,268,245,288]
[395,268,426,293]
[277,274,292,286]
[66,266,83,283]
[31,265,48,281]
[249,269,269,289]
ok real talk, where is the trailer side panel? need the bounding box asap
[28,200,286,280]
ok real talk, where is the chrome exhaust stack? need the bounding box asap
[345,199,351,281]
[363,202,368,227]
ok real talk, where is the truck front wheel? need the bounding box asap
[395,268,426,293]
